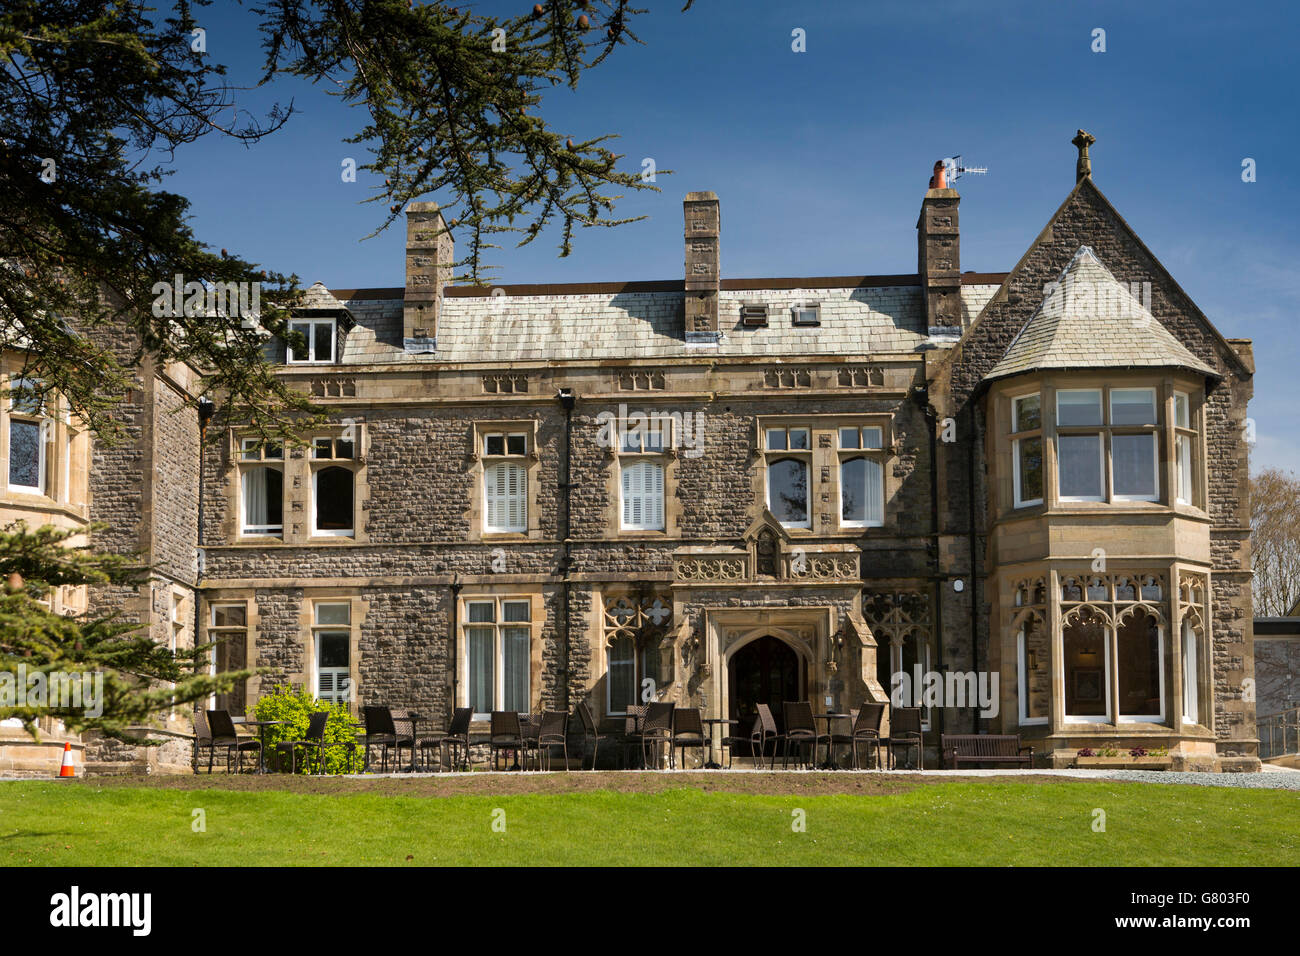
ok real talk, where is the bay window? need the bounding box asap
[1055,386,1160,503]
[1060,574,1169,725]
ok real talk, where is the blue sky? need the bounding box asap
[173,0,1298,472]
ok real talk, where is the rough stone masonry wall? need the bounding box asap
[83,329,149,623]
[149,379,200,586]
[939,178,1256,754]
[200,387,943,717]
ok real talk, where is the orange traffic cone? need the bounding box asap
[58,742,75,778]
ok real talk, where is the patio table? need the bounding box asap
[401,713,427,772]
[241,720,288,774]
[702,718,738,769]
[813,713,850,769]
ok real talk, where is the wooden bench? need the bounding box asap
[941,734,1034,769]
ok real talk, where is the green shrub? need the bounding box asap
[252,686,362,774]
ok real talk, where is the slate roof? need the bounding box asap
[983,246,1218,384]
[298,281,350,313]
[330,282,1003,365]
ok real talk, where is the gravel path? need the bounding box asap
[875,766,1300,790]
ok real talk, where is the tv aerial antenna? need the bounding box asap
[943,155,988,184]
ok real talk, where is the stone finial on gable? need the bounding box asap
[1072,129,1096,183]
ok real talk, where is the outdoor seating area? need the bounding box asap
[191,701,967,774]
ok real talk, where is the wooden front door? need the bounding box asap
[729,636,801,755]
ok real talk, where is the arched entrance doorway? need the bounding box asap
[728,635,802,756]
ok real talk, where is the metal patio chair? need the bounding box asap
[276,711,358,774]
[536,710,570,771]
[832,703,886,769]
[720,714,762,769]
[887,706,925,770]
[575,701,617,770]
[639,702,676,769]
[360,705,414,773]
[781,701,829,770]
[422,707,473,772]
[489,711,528,770]
[670,707,709,769]
[206,709,261,774]
[754,703,785,770]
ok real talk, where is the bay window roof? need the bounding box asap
[983,246,1218,385]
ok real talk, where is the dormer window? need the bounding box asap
[287,318,337,364]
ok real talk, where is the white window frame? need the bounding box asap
[286,317,337,364]
[889,638,934,732]
[1117,620,1166,724]
[1062,622,1113,724]
[7,377,47,495]
[764,426,812,530]
[463,597,532,719]
[1181,620,1199,725]
[1056,433,1106,503]
[605,634,657,715]
[238,439,285,536]
[620,459,665,531]
[1010,393,1043,509]
[1016,623,1050,727]
[208,603,248,710]
[837,426,884,529]
[1111,432,1161,503]
[482,432,528,534]
[1173,391,1195,507]
[313,602,352,705]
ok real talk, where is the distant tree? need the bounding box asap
[1250,468,1300,616]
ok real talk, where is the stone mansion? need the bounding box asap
[0,133,1260,772]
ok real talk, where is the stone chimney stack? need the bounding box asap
[683,191,721,344]
[917,162,961,336]
[403,202,453,353]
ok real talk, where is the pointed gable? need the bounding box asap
[984,246,1217,384]
[299,281,349,315]
[944,176,1250,408]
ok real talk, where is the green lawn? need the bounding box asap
[1,779,1296,866]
